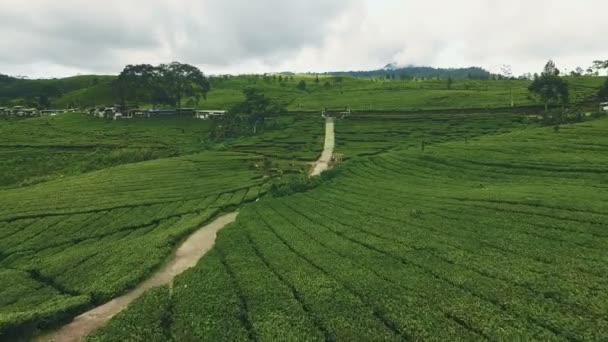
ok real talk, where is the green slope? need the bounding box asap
[97,117,608,341]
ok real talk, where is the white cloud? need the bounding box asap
[0,0,606,77]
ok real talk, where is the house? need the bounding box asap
[128,109,150,118]
[601,102,608,112]
[322,107,351,118]
[113,111,133,120]
[16,108,38,117]
[148,109,177,117]
[41,110,63,116]
[194,110,226,120]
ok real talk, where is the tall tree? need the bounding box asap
[156,62,210,107]
[296,80,307,91]
[500,65,514,107]
[446,77,453,90]
[231,88,285,134]
[528,60,569,112]
[117,64,156,106]
[593,60,608,71]
[598,78,608,101]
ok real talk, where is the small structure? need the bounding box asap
[322,107,351,118]
[194,110,226,120]
[148,109,177,117]
[41,110,63,116]
[113,111,133,120]
[16,108,38,117]
[600,102,608,112]
[129,109,150,118]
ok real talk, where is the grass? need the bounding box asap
[93,117,608,341]
[5,73,602,112]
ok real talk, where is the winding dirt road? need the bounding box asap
[310,117,335,176]
[37,212,238,342]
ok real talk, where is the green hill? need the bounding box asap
[2,73,605,111]
[94,116,608,341]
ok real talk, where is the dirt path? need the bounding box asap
[310,117,335,176]
[37,212,239,342]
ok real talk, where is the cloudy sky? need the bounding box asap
[1,0,606,78]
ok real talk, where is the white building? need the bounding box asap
[601,102,608,112]
[194,110,226,120]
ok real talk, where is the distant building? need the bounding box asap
[194,110,226,119]
[129,109,150,118]
[41,110,64,116]
[601,102,608,112]
[322,107,351,118]
[148,109,177,116]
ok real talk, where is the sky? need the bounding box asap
[1,0,607,78]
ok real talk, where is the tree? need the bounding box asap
[593,60,608,71]
[231,88,286,134]
[117,64,156,106]
[599,78,608,101]
[500,65,514,107]
[296,80,307,91]
[528,60,569,112]
[446,77,453,90]
[156,62,210,107]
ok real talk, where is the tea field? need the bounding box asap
[0,113,322,188]
[93,117,608,341]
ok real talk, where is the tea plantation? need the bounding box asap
[91,116,608,341]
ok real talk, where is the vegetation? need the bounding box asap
[0,151,268,339]
[3,71,605,111]
[212,88,287,138]
[94,117,608,341]
[2,63,608,340]
[116,62,210,108]
[528,60,570,111]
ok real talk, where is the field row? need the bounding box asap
[93,118,608,341]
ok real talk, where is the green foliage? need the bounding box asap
[0,151,268,338]
[116,62,210,107]
[109,117,608,341]
[212,88,287,138]
[87,287,172,342]
[528,60,570,110]
[3,72,605,111]
[598,78,608,101]
[268,175,323,197]
[0,109,325,338]
[296,80,307,91]
[0,113,213,188]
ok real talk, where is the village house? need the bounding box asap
[194,110,226,120]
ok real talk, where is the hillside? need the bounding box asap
[2,72,605,111]
[92,116,608,341]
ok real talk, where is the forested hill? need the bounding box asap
[324,65,492,80]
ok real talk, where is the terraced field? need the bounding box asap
[94,118,608,341]
[0,112,323,188]
[0,151,269,338]
[335,111,530,157]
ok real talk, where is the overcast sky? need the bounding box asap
[1,0,606,78]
